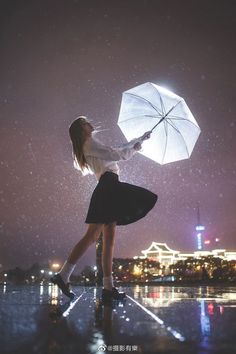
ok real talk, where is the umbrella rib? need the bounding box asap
[159,94,166,116]
[166,119,190,157]
[162,121,169,164]
[126,92,163,116]
[118,114,160,125]
[166,116,200,130]
[143,114,162,118]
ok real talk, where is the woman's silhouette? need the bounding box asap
[51,116,157,301]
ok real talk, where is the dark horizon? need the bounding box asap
[1,0,236,271]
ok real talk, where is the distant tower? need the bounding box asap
[195,204,205,250]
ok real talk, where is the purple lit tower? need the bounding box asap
[195,205,205,250]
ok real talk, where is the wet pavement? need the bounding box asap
[0,284,236,354]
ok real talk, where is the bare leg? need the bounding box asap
[101,223,125,298]
[67,223,103,264]
[102,222,116,277]
[52,224,104,297]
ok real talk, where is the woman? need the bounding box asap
[51,116,157,301]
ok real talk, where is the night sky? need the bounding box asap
[1,0,236,272]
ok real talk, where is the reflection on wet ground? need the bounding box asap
[0,284,236,353]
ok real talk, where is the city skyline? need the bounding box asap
[1,1,236,271]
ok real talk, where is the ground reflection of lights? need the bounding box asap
[88,297,107,354]
[127,295,185,342]
[61,293,84,317]
[200,300,211,337]
[93,287,97,300]
[88,331,106,354]
[39,283,44,304]
[131,285,236,347]
[50,284,59,305]
[135,286,184,308]
[135,286,236,308]
[40,284,44,296]
[48,283,52,297]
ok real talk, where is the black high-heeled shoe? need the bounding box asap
[102,287,126,301]
[50,273,75,299]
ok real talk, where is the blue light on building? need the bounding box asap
[197,232,202,250]
[196,225,205,231]
[195,205,205,250]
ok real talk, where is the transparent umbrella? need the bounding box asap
[118,82,201,164]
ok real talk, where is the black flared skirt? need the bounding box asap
[85,171,157,226]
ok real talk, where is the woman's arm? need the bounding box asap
[84,137,139,161]
[116,131,151,153]
[84,131,151,161]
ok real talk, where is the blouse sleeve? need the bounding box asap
[84,136,142,161]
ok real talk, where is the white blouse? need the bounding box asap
[83,133,143,180]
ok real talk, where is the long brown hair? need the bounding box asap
[69,116,90,173]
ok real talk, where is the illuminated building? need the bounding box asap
[139,242,180,268]
[137,242,236,268]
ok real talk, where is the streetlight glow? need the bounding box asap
[51,263,60,269]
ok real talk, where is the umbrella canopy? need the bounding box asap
[118,82,201,164]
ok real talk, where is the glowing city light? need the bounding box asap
[207,303,214,315]
[51,263,60,269]
[197,233,202,250]
[195,206,205,250]
[196,225,205,231]
[133,265,142,276]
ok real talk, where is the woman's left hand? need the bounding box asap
[134,142,142,151]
